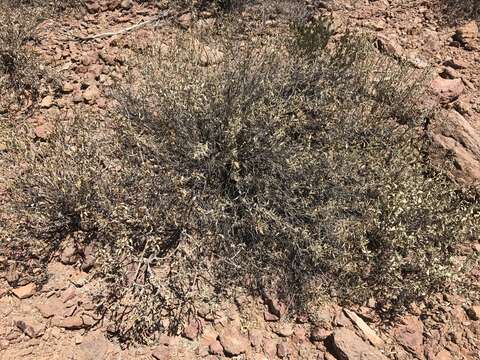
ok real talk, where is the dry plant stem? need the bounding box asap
[72,10,188,42]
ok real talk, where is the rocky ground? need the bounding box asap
[0,0,479,359]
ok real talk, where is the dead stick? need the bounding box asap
[72,10,186,42]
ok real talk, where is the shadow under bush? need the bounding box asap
[3,26,480,343]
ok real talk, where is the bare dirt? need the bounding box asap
[0,1,479,359]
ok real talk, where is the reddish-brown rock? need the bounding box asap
[454,21,479,50]
[12,283,36,299]
[53,316,84,330]
[60,242,77,265]
[249,329,264,347]
[36,298,64,318]
[15,320,45,338]
[466,305,480,321]
[182,319,201,340]
[434,349,453,360]
[277,341,291,358]
[34,123,54,140]
[393,316,424,356]
[330,328,388,360]
[430,77,464,104]
[219,328,249,356]
[209,340,224,355]
[262,291,286,318]
[431,110,480,182]
[264,310,280,322]
[311,327,332,342]
[272,323,294,337]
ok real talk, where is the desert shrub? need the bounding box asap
[438,0,479,23]
[0,0,81,112]
[3,24,480,343]
[166,0,307,16]
[0,2,43,110]
[115,32,479,313]
[167,0,252,12]
[290,15,332,54]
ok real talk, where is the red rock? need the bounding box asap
[86,2,100,13]
[441,67,461,79]
[393,316,424,356]
[72,91,84,103]
[40,95,54,108]
[182,319,201,340]
[6,264,19,285]
[120,0,132,10]
[330,328,388,360]
[219,328,249,356]
[209,340,224,355]
[81,244,96,272]
[343,309,384,348]
[196,345,209,357]
[434,350,452,360]
[334,311,353,328]
[34,123,54,140]
[15,320,44,338]
[157,333,174,346]
[430,77,464,104]
[36,298,63,318]
[272,323,294,337]
[62,82,74,93]
[444,59,468,70]
[324,353,337,360]
[251,353,269,360]
[178,13,192,29]
[310,327,331,342]
[264,310,279,322]
[473,243,480,253]
[62,286,76,303]
[0,287,7,297]
[12,283,36,299]
[376,34,403,58]
[249,329,264,347]
[454,21,478,50]
[53,316,84,330]
[263,292,286,317]
[466,305,480,320]
[83,86,100,103]
[277,342,291,358]
[293,326,307,344]
[96,97,107,108]
[81,54,97,66]
[81,314,97,327]
[431,109,480,183]
[60,243,77,265]
[262,339,277,358]
[99,51,116,66]
[296,313,309,323]
[76,331,111,359]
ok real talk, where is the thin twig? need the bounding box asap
[71,10,185,42]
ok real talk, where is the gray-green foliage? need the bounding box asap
[3,21,479,343]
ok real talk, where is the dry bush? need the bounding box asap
[438,0,479,23]
[3,19,480,343]
[166,0,308,17]
[166,0,252,12]
[0,0,81,112]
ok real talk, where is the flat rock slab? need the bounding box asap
[12,283,36,299]
[219,328,249,356]
[330,328,388,360]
